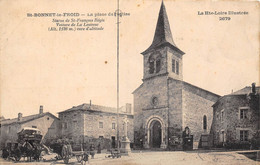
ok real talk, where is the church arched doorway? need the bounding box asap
[150,120,162,148]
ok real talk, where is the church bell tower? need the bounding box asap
[141,1,185,81]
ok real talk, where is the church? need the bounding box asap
[133,1,220,149]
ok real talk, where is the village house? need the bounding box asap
[58,102,133,150]
[211,83,260,149]
[0,106,60,148]
[133,1,220,150]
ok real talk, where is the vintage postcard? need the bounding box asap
[0,0,259,164]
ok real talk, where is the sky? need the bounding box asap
[0,0,259,119]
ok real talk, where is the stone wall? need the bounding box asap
[168,78,183,147]
[59,109,134,149]
[143,47,167,80]
[212,94,259,147]
[59,110,84,141]
[182,83,219,148]
[84,111,133,141]
[133,76,169,148]
[167,47,183,81]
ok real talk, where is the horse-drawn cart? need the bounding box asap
[2,127,47,162]
[51,142,89,164]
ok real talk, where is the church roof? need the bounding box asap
[142,1,184,55]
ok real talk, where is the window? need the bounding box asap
[240,130,249,141]
[221,110,224,122]
[149,61,155,74]
[99,122,103,128]
[203,115,207,130]
[172,59,175,73]
[47,117,49,120]
[216,112,219,120]
[62,122,67,129]
[220,130,225,142]
[155,59,161,73]
[240,108,248,119]
[32,126,37,128]
[73,121,77,127]
[99,136,104,139]
[176,61,179,75]
[151,97,158,106]
[112,123,116,129]
[149,53,162,74]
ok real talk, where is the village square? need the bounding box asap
[0,1,259,165]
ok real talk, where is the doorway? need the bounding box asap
[111,136,116,148]
[150,120,162,148]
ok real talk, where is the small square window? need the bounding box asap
[99,122,103,128]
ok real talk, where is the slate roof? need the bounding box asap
[212,85,259,107]
[0,112,59,126]
[58,103,132,115]
[142,1,184,55]
[231,86,260,95]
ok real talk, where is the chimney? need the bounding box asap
[126,103,132,114]
[252,83,256,94]
[18,113,22,121]
[39,105,43,114]
[89,100,92,109]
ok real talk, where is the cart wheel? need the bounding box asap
[76,155,82,163]
[15,155,21,161]
[63,157,69,164]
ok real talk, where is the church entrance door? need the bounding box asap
[150,120,161,148]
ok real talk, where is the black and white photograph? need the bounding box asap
[0,0,259,164]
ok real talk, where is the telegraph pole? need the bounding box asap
[116,0,120,152]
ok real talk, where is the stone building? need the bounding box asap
[211,84,260,149]
[133,1,220,149]
[0,106,60,148]
[58,103,133,149]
